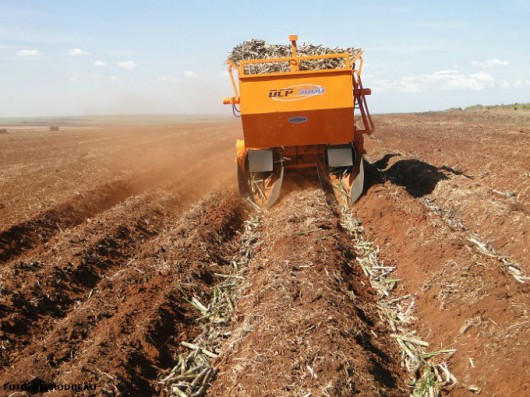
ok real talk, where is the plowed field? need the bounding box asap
[0,110,528,397]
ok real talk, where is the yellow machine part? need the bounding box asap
[224,35,374,207]
[239,70,354,148]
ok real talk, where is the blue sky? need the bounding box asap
[0,0,529,116]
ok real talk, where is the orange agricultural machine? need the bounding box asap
[223,35,374,208]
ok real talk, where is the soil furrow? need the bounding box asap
[209,189,406,397]
[0,188,182,368]
[0,191,245,396]
[0,136,236,267]
[367,153,529,271]
[355,171,529,396]
[0,178,147,265]
[365,111,530,271]
[1,112,528,397]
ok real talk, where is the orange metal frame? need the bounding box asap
[224,35,373,168]
[224,54,363,105]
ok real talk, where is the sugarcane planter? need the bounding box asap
[223,35,374,208]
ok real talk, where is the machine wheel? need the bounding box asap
[237,152,284,209]
[326,143,364,205]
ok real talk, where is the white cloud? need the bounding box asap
[441,76,486,91]
[215,70,231,80]
[109,76,119,81]
[184,70,198,78]
[367,78,393,94]
[472,58,510,67]
[158,76,180,83]
[513,79,530,87]
[487,59,509,66]
[16,49,40,56]
[94,60,106,67]
[69,48,90,56]
[117,61,137,69]
[499,79,511,89]
[395,70,494,93]
[499,79,530,88]
[69,76,79,82]
[396,77,423,93]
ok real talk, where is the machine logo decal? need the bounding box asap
[269,84,325,102]
[288,116,308,124]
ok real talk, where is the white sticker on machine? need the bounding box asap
[269,84,325,102]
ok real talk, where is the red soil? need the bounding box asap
[0,111,528,396]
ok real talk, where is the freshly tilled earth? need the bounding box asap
[0,110,528,397]
[210,189,406,397]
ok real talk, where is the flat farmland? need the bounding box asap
[0,110,528,397]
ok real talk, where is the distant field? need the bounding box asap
[2,105,528,128]
[447,102,530,111]
[0,114,231,127]
[1,109,528,397]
